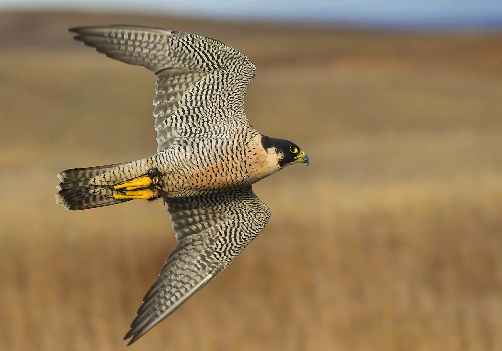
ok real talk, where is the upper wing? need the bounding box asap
[123,186,271,345]
[70,25,256,152]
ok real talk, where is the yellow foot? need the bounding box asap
[114,176,152,190]
[114,189,157,200]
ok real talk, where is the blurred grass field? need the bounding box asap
[1,11,502,351]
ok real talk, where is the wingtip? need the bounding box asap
[123,329,133,341]
[68,27,85,42]
[68,25,98,33]
[68,26,100,39]
[124,330,141,346]
[68,26,84,34]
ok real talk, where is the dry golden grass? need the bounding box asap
[1,11,502,351]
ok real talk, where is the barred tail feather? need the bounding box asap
[57,163,120,182]
[56,164,130,210]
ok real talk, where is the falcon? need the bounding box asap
[56,25,309,345]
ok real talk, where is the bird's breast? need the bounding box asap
[183,160,250,191]
[159,131,279,196]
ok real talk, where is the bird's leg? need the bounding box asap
[114,176,152,190]
[113,168,162,200]
[114,189,159,200]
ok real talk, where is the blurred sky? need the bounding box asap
[2,0,502,29]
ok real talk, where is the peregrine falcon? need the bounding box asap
[56,25,309,345]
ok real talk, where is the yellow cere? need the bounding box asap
[294,150,305,161]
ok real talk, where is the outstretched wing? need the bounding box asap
[69,25,256,152]
[124,186,271,345]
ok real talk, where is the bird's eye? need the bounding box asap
[290,146,298,154]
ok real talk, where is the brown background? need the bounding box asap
[1,11,502,350]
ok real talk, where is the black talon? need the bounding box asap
[146,168,160,178]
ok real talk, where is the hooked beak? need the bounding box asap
[295,150,309,166]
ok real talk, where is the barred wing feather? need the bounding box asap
[123,186,271,345]
[70,25,256,152]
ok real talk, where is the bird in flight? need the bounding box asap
[56,25,309,345]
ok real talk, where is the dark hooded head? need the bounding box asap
[261,136,309,168]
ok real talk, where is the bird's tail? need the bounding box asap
[56,163,131,210]
[56,159,164,210]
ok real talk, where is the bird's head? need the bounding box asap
[261,136,309,169]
